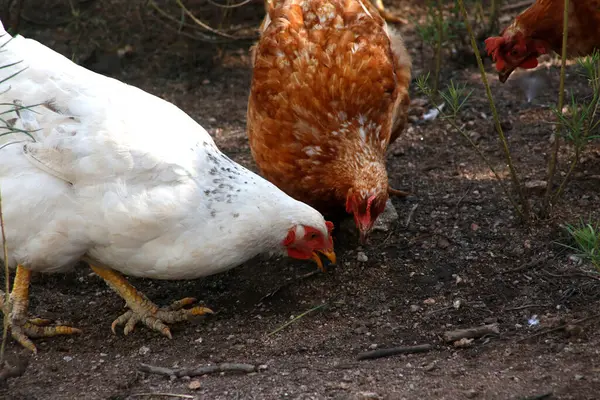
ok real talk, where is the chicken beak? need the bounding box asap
[359,230,368,244]
[311,249,337,272]
[498,67,515,83]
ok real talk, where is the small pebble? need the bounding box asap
[138,346,151,356]
[423,362,436,372]
[437,237,450,249]
[188,380,202,390]
[357,252,368,262]
[453,338,473,348]
[63,356,73,362]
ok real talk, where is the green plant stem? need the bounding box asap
[435,105,524,219]
[456,0,530,222]
[0,189,9,364]
[433,0,443,96]
[553,84,599,204]
[542,0,569,215]
[489,0,500,33]
[552,146,579,201]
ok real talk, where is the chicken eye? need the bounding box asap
[511,49,519,56]
[308,233,318,240]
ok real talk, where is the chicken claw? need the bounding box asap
[0,266,81,353]
[110,297,213,339]
[90,265,213,339]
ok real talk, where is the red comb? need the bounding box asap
[484,36,504,55]
[484,36,507,71]
[325,221,334,233]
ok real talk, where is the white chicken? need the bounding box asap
[0,21,336,352]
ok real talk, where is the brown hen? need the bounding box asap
[247,0,411,242]
[486,0,600,82]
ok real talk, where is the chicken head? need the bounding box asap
[485,31,549,83]
[282,221,336,271]
[345,188,388,244]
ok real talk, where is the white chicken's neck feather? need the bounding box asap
[0,24,327,279]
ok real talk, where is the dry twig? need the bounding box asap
[175,0,236,39]
[139,362,257,378]
[147,0,257,43]
[357,344,433,360]
[503,255,550,274]
[128,394,195,399]
[443,323,500,342]
[518,392,553,400]
[505,304,551,312]
[404,203,419,228]
[267,303,326,336]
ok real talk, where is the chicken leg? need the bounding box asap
[0,265,81,353]
[89,264,213,339]
[372,0,408,25]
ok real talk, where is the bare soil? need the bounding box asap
[2,1,600,399]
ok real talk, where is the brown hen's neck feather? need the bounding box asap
[511,0,600,56]
[511,1,560,42]
[329,134,389,202]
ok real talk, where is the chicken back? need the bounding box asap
[247,0,411,240]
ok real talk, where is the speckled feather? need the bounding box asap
[0,21,330,280]
[247,0,411,215]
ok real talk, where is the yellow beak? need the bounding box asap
[311,249,337,272]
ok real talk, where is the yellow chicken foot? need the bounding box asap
[0,265,81,353]
[373,0,409,25]
[89,264,213,339]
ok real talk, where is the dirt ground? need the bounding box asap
[2,0,600,399]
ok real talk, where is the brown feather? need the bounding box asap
[507,0,600,57]
[247,0,411,216]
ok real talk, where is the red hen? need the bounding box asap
[485,0,600,82]
[247,0,411,242]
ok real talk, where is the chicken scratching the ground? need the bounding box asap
[247,0,412,243]
[0,21,335,352]
[485,0,600,82]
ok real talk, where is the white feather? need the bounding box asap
[0,22,329,280]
